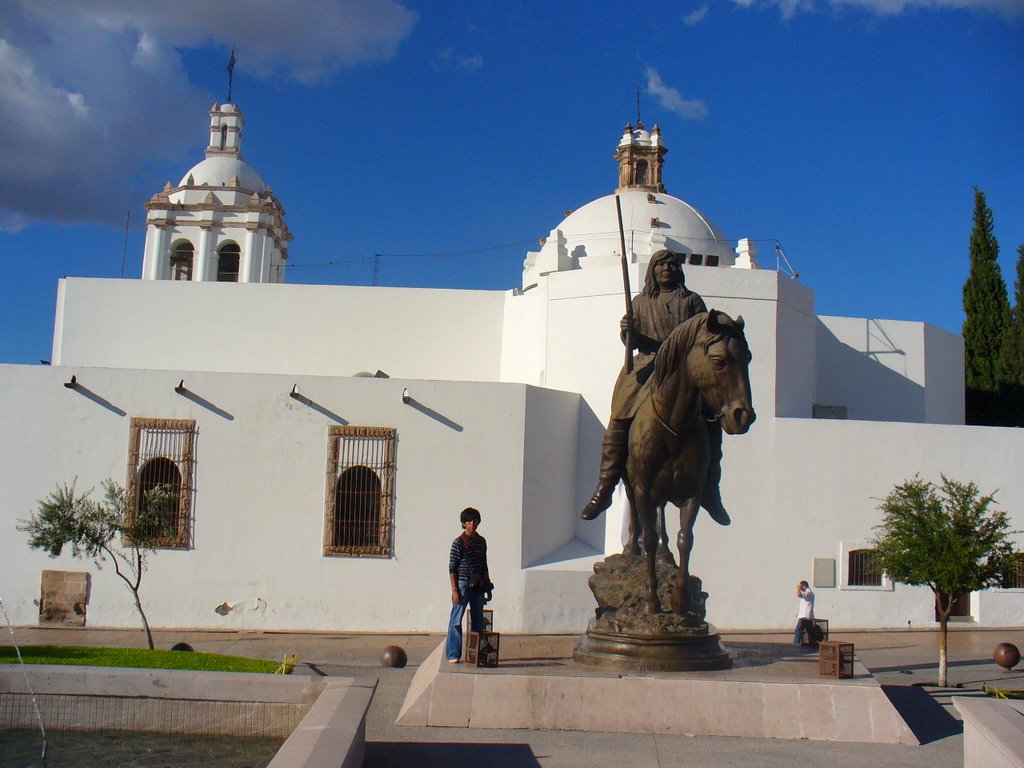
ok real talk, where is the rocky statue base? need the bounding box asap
[572,552,732,672]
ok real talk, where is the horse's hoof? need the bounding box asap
[622,544,641,557]
[670,591,690,615]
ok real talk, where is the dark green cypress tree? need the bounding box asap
[997,243,1024,426]
[962,187,1011,425]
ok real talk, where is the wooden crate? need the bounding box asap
[482,609,493,632]
[465,631,500,667]
[818,641,854,679]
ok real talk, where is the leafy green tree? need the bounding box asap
[997,243,1024,426]
[19,480,177,650]
[963,187,1012,425]
[871,475,1015,686]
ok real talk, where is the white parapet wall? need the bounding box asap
[955,697,1024,768]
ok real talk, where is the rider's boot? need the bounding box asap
[580,419,630,520]
[701,419,731,526]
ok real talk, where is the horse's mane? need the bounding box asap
[651,311,749,387]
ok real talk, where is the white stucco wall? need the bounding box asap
[676,417,1024,629]
[0,364,586,633]
[51,279,506,382]
[3,361,1022,633]
[817,316,964,424]
[924,323,966,424]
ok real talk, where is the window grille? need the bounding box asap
[324,426,396,558]
[126,418,195,549]
[1003,554,1024,589]
[217,243,240,282]
[847,548,882,587]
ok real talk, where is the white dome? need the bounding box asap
[179,156,267,193]
[558,189,735,266]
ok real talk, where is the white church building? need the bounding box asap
[2,104,1022,635]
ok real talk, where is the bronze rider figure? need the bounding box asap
[580,249,730,526]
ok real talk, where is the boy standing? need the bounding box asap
[446,507,492,663]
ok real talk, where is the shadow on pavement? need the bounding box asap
[367,741,540,767]
[881,685,962,744]
[868,657,999,674]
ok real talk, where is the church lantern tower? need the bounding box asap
[141,102,291,283]
[615,121,666,193]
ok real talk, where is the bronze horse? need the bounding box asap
[621,310,755,615]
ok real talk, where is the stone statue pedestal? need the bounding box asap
[572,552,732,672]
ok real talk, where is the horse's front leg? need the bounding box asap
[656,503,676,566]
[671,497,700,615]
[634,491,660,614]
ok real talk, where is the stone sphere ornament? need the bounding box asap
[381,645,408,668]
[994,643,1021,671]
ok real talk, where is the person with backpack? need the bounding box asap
[446,507,492,663]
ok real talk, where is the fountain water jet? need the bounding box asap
[1,595,47,765]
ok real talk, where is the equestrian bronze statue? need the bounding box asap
[574,251,754,671]
[618,309,754,615]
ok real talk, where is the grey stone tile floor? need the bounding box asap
[7,624,1024,767]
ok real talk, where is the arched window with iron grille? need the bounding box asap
[324,426,396,558]
[333,466,382,549]
[137,457,182,542]
[126,417,195,549]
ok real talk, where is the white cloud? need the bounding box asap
[435,48,484,72]
[732,0,1024,18]
[684,4,711,25]
[0,0,418,227]
[459,54,484,72]
[645,67,709,121]
[832,0,1024,16]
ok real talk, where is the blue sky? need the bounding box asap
[2,0,1022,365]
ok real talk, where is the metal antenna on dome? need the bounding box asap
[636,82,641,127]
[226,45,238,103]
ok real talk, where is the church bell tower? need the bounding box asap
[615,121,667,193]
[141,102,291,284]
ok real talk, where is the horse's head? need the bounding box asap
[690,310,756,435]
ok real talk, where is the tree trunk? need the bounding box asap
[103,543,155,650]
[132,587,155,651]
[935,590,950,687]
